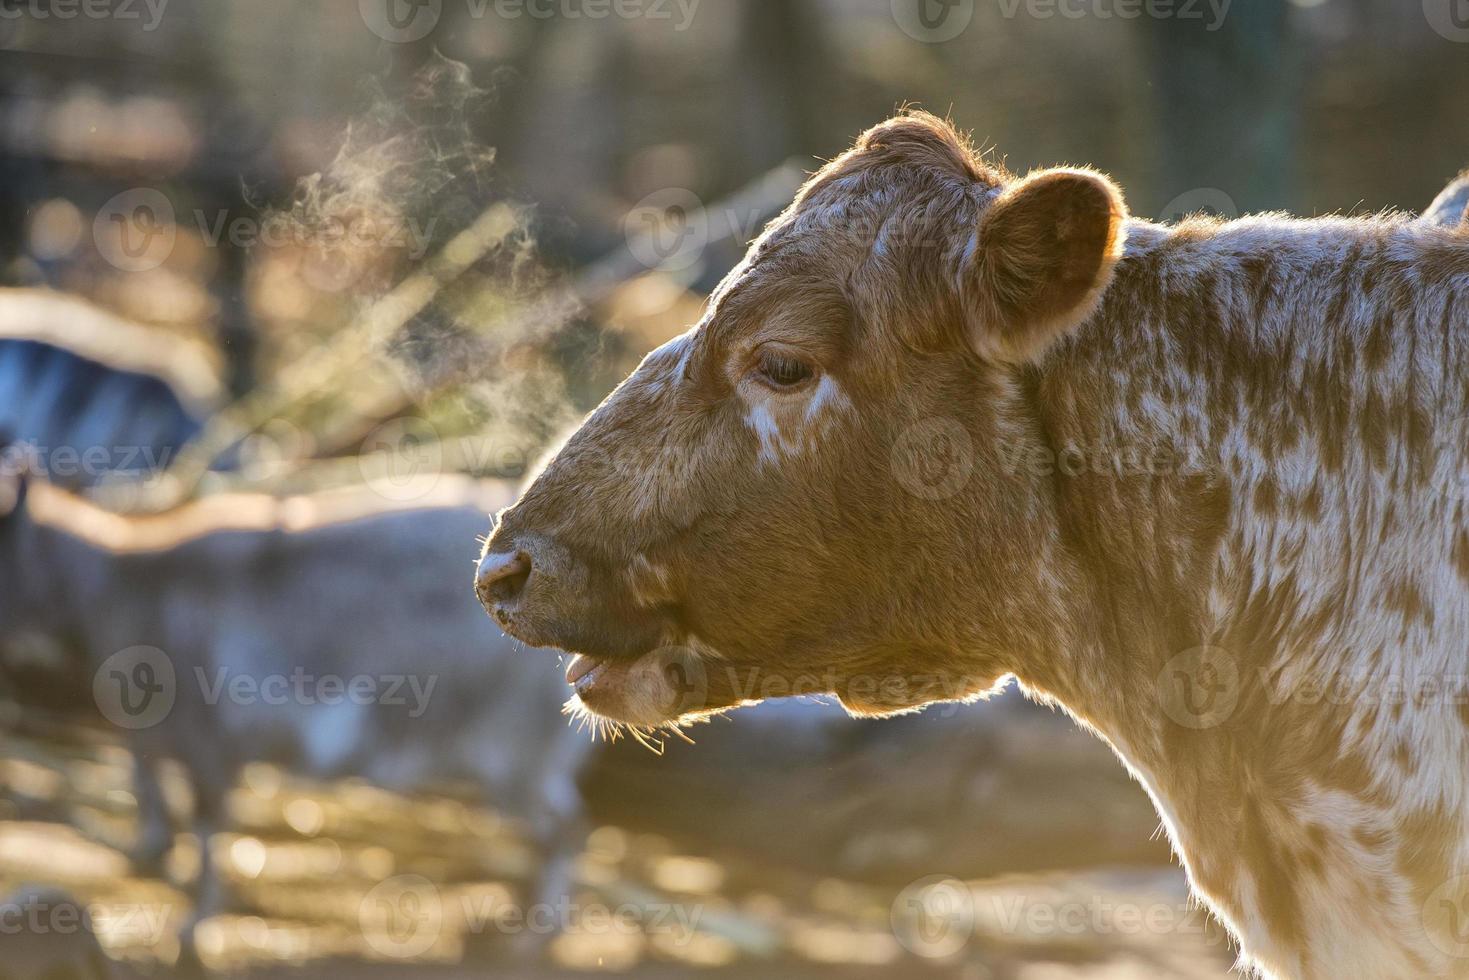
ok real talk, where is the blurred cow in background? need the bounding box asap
[1421,171,1469,230]
[0,290,222,779]
[0,455,590,960]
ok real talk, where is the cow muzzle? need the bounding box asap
[477,530,669,655]
[476,530,730,726]
[475,531,583,646]
[475,548,532,621]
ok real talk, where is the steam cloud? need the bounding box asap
[248,52,585,478]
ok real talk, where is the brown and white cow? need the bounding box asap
[477,112,1469,978]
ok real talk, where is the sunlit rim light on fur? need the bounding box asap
[560,695,697,754]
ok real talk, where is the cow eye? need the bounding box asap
[755,351,814,388]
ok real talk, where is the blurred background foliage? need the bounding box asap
[2,0,1467,485]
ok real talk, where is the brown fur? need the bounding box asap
[479,112,1469,978]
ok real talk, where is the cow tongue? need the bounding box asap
[566,654,605,693]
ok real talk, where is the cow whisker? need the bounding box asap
[630,727,665,755]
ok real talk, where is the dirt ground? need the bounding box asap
[0,708,1239,980]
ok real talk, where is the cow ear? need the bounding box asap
[964,168,1128,362]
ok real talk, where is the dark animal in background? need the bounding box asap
[0,289,220,489]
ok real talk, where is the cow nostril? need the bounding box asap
[477,550,532,607]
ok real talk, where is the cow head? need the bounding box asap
[478,112,1128,730]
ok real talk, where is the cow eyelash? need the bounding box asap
[754,350,815,389]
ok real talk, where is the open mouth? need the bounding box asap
[561,647,714,728]
[565,653,605,695]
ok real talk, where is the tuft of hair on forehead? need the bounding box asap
[852,111,999,183]
[802,109,1004,202]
